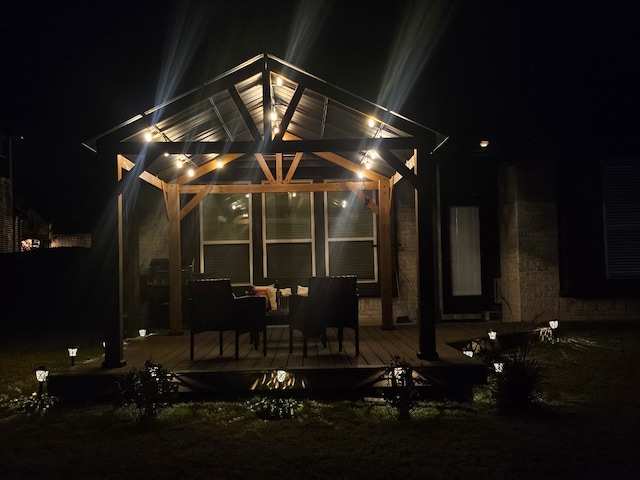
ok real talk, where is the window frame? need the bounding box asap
[199,185,253,287]
[324,183,378,283]
[261,180,316,279]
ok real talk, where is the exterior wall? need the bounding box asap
[0,131,14,253]
[0,177,13,253]
[359,178,426,326]
[498,162,521,321]
[358,297,382,325]
[51,233,92,248]
[18,208,52,249]
[358,179,421,327]
[394,179,419,323]
[137,186,169,273]
[498,157,640,322]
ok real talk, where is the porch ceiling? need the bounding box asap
[85,54,446,185]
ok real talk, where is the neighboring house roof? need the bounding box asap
[84,54,447,184]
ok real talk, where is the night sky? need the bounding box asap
[1,1,637,233]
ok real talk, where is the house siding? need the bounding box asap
[51,234,92,248]
[0,177,13,253]
[498,156,640,322]
[394,179,419,323]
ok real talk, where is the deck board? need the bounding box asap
[72,322,539,375]
[50,322,542,402]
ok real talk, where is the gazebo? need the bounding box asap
[84,54,448,369]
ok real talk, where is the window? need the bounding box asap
[0,135,9,178]
[449,206,482,296]
[602,159,640,279]
[325,190,376,281]
[263,188,314,279]
[200,192,251,284]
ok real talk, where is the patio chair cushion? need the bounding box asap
[280,287,292,297]
[252,285,274,311]
[296,285,308,296]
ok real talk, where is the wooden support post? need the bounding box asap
[167,183,183,335]
[379,178,395,329]
[415,149,440,361]
[103,155,127,368]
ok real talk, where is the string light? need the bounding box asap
[173,154,198,176]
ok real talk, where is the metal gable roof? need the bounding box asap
[85,53,446,183]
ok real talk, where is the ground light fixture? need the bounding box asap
[35,366,49,396]
[488,330,498,341]
[549,320,559,330]
[462,348,474,358]
[67,346,79,366]
[493,362,504,373]
[139,329,147,337]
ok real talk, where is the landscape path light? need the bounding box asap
[35,366,49,396]
[488,330,498,341]
[493,362,504,373]
[67,346,79,366]
[139,329,147,337]
[549,320,559,330]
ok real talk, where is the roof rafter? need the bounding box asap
[378,148,420,189]
[273,83,305,142]
[229,86,262,141]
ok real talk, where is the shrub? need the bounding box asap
[115,360,178,421]
[380,356,426,421]
[245,396,304,420]
[489,346,543,411]
[3,392,59,416]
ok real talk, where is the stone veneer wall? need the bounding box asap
[0,177,14,253]
[137,189,169,273]
[498,162,522,321]
[498,157,640,322]
[50,233,92,248]
[343,180,420,326]
[394,180,420,323]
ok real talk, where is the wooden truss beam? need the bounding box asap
[284,152,303,183]
[178,181,378,195]
[175,153,244,185]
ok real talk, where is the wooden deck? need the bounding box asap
[49,322,541,403]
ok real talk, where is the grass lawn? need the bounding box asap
[1,321,639,479]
